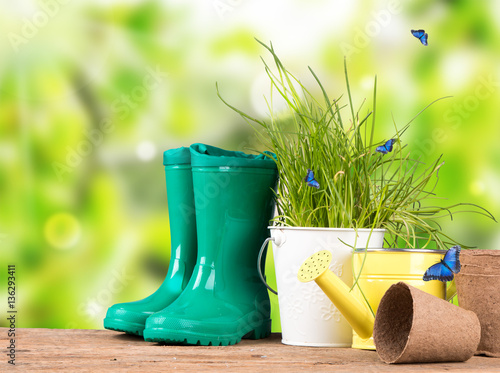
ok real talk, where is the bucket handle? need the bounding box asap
[257,237,278,295]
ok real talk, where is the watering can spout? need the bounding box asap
[298,250,375,339]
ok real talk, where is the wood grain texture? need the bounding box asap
[1,328,499,372]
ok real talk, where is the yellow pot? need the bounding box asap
[351,248,452,350]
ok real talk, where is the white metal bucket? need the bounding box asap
[266,226,385,347]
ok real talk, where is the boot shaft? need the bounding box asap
[162,147,197,289]
[163,147,197,263]
[190,144,277,270]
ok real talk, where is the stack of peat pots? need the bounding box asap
[456,249,500,357]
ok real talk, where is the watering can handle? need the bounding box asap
[257,237,278,295]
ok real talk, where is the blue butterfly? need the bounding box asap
[304,169,320,189]
[423,245,461,282]
[411,29,428,46]
[376,139,396,154]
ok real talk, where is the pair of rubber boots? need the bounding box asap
[104,144,277,346]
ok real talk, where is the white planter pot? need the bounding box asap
[268,226,385,347]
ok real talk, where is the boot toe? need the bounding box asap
[104,303,153,336]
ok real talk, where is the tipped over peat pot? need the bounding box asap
[373,282,480,364]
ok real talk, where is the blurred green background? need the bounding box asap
[1,0,499,330]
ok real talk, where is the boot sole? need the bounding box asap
[144,319,271,346]
[104,318,145,336]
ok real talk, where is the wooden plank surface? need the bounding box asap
[2,328,500,372]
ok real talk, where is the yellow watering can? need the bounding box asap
[298,250,458,341]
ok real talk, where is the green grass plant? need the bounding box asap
[217,39,495,250]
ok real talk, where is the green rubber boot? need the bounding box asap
[103,147,197,336]
[143,144,277,345]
